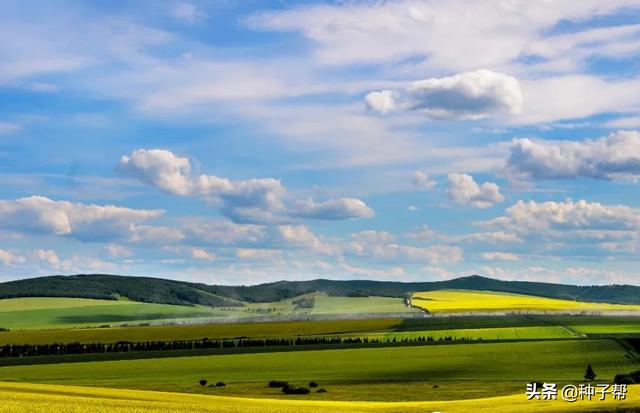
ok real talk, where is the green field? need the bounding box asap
[2,313,638,346]
[0,294,415,330]
[373,326,578,341]
[309,295,418,315]
[0,318,402,345]
[0,339,633,401]
[0,298,224,330]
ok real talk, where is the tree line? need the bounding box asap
[0,335,471,358]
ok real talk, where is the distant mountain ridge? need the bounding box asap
[1,274,639,307]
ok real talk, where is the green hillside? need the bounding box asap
[1,274,639,307]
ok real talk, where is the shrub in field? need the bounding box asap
[268,380,289,388]
[615,375,635,385]
[308,381,318,388]
[216,382,226,387]
[282,386,311,395]
[316,388,327,393]
[433,384,439,388]
[613,370,640,385]
[199,379,207,386]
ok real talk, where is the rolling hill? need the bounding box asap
[0,273,639,307]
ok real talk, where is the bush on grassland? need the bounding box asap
[199,379,207,386]
[268,380,289,388]
[316,388,327,393]
[216,382,226,387]
[308,381,318,388]
[282,386,311,395]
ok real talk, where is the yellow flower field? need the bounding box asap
[411,290,640,314]
[2,381,638,413]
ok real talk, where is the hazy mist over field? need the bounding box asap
[1,0,640,287]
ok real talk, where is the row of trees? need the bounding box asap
[0,335,472,358]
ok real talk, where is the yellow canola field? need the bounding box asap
[2,381,639,413]
[411,290,640,314]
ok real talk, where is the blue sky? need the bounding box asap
[2,0,640,286]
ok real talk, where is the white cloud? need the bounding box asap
[406,225,435,240]
[518,75,640,124]
[247,1,640,70]
[191,248,216,261]
[421,266,456,280]
[482,252,519,261]
[130,225,186,244]
[412,171,436,189]
[447,173,504,208]
[339,263,406,279]
[605,116,640,129]
[0,249,25,266]
[366,70,522,120]
[235,248,282,260]
[347,230,463,264]
[0,121,21,134]
[291,198,374,220]
[120,149,192,195]
[103,244,132,258]
[0,196,163,241]
[507,131,640,180]
[121,149,373,223]
[35,249,61,267]
[364,90,396,114]
[169,2,205,23]
[446,231,523,244]
[480,199,640,233]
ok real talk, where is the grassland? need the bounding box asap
[308,295,418,315]
[0,318,402,345]
[0,297,226,330]
[3,381,640,413]
[0,339,633,401]
[0,294,415,330]
[412,290,640,314]
[374,326,578,341]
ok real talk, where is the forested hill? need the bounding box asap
[0,274,639,306]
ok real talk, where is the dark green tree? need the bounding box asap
[584,364,596,381]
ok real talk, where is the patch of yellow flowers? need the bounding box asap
[2,382,638,413]
[411,290,640,314]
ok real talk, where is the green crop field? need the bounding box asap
[0,339,634,401]
[0,318,402,345]
[309,295,418,315]
[411,290,640,314]
[0,297,226,330]
[0,294,416,330]
[372,326,579,341]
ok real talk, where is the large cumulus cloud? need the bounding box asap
[365,70,522,120]
[446,173,504,208]
[507,130,640,180]
[0,196,162,242]
[120,149,374,223]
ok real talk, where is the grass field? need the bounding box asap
[0,297,225,330]
[0,294,415,330]
[0,318,402,345]
[538,316,640,335]
[1,314,636,346]
[0,339,633,401]
[3,381,639,413]
[308,295,418,315]
[411,290,640,314]
[374,326,579,341]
